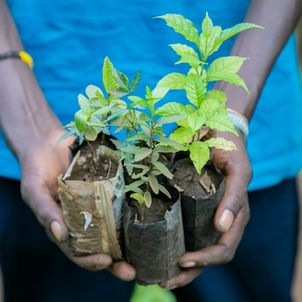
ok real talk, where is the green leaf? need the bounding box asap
[78,94,90,112]
[156,102,189,116]
[158,184,172,199]
[85,85,103,99]
[102,56,117,93]
[189,141,210,174]
[134,148,152,162]
[74,110,87,132]
[124,180,145,194]
[149,175,159,194]
[205,90,227,103]
[129,70,141,91]
[187,111,204,132]
[130,193,145,205]
[156,14,199,45]
[170,126,195,144]
[185,73,206,107]
[83,127,98,141]
[201,12,214,37]
[144,191,152,208]
[207,56,249,92]
[153,161,174,179]
[205,137,237,151]
[217,23,263,45]
[152,72,187,99]
[199,25,222,59]
[169,44,200,68]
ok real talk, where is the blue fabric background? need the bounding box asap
[2,0,302,190]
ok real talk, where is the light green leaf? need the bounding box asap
[102,56,118,93]
[78,94,90,112]
[187,111,204,132]
[205,90,227,103]
[205,137,237,151]
[156,14,199,45]
[153,161,174,179]
[130,70,141,91]
[144,191,152,208]
[152,73,187,99]
[158,184,172,199]
[207,56,249,92]
[130,193,145,205]
[74,110,87,132]
[124,180,145,194]
[185,73,206,107]
[169,43,201,68]
[170,126,195,144]
[85,85,103,99]
[83,127,98,141]
[156,102,189,116]
[201,12,214,37]
[149,175,159,194]
[189,141,210,174]
[199,25,222,59]
[134,148,152,162]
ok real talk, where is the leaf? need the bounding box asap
[144,191,152,208]
[149,175,159,194]
[156,102,188,116]
[187,111,204,132]
[153,161,174,179]
[134,148,152,162]
[217,23,263,45]
[152,72,187,99]
[169,43,200,68]
[74,110,87,132]
[158,184,172,199]
[185,73,206,107]
[207,56,249,92]
[199,25,222,59]
[124,180,145,194]
[130,193,145,205]
[201,12,214,37]
[129,70,141,91]
[170,126,195,144]
[102,56,118,93]
[189,141,210,174]
[155,114,184,126]
[78,94,90,112]
[156,14,199,45]
[205,90,227,103]
[85,85,103,99]
[205,137,237,151]
[83,127,98,141]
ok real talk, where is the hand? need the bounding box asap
[19,130,135,280]
[161,131,252,289]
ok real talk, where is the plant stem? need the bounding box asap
[87,140,97,180]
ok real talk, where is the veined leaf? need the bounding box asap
[169,43,201,68]
[187,111,204,132]
[185,73,206,107]
[102,56,118,93]
[189,141,210,174]
[85,85,103,99]
[130,70,141,91]
[200,26,222,59]
[74,110,87,132]
[156,14,199,45]
[144,191,152,208]
[156,102,189,116]
[205,137,237,151]
[152,72,187,99]
[83,126,98,141]
[201,12,214,38]
[134,148,152,162]
[207,56,249,92]
[170,126,195,144]
[149,175,159,194]
[205,90,227,103]
[153,161,174,179]
[158,184,172,199]
[78,94,90,113]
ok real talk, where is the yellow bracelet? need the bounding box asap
[0,50,33,69]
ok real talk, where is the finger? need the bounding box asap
[74,254,112,271]
[214,163,251,232]
[109,261,136,281]
[159,268,202,290]
[179,200,249,268]
[21,182,68,242]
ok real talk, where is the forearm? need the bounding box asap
[0,1,61,159]
[218,0,302,120]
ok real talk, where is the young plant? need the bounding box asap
[153,13,262,173]
[113,86,182,212]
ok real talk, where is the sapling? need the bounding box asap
[58,57,141,258]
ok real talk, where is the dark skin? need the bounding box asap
[0,0,301,288]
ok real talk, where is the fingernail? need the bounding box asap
[180,261,196,268]
[50,221,63,242]
[218,209,234,232]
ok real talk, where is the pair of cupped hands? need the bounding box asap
[19,128,251,290]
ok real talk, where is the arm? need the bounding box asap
[162,0,302,289]
[0,1,134,280]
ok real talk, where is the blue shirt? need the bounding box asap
[2,0,302,191]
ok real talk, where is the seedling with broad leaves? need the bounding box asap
[153,13,263,173]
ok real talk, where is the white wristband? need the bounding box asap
[227,109,249,137]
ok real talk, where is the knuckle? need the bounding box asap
[221,246,235,264]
